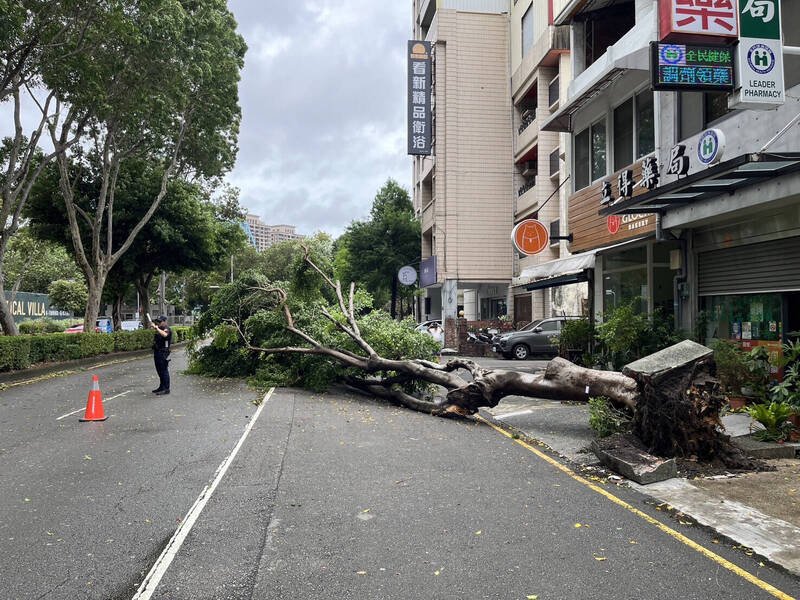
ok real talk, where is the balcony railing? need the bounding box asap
[518,109,536,134]
[518,178,536,197]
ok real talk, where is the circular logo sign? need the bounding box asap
[397,265,417,286]
[697,129,725,165]
[607,215,621,235]
[659,44,684,65]
[747,43,775,75]
[511,219,549,255]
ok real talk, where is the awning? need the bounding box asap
[541,48,649,132]
[519,252,596,281]
[599,152,800,216]
[526,271,588,291]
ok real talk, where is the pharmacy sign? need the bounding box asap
[731,0,785,109]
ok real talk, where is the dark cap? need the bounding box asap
[156,315,168,323]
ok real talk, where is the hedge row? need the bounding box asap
[0,326,192,372]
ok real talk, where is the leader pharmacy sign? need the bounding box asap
[731,0,784,109]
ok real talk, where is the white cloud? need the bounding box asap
[226,0,413,237]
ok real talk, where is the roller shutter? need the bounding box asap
[697,237,800,296]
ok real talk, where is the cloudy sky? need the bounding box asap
[226,1,412,237]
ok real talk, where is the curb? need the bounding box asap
[481,406,800,581]
[0,342,190,389]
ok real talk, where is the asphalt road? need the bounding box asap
[1,351,799,599]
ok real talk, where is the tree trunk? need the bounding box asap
[112,293,123,331]
[0,280,18,335]
[136,273,154,324]
[390,275,397,320]
[84,274,106,332]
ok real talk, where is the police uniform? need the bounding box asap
[152,317,173,394]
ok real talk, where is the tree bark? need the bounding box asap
[390,275,397,320]
[0,280,18,335]
[112,292,123,331]
[136,273,153,323]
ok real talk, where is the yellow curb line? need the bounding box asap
[476,415,796,600]
[0,355,150,391]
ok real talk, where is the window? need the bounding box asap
[591,120,606,182]
[575,128,590,190]
[574,119,606,191]
[636,90,655,158]
[613,91,655,172]
[582,2,636,69]
[613,99,633,172]
[522,5,534,58]
[539,320,559,332]
[679,92,732,139]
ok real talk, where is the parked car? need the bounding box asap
[415,319,442,332]
[65,318,111,334]
[120,319,143,331]
[96,317,113,333]
[493,316,582,360]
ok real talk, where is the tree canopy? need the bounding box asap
[334,179,420,318]
[27,157,246,323]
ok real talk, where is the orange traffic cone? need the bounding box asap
[79,375,108,421]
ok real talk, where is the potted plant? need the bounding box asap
[742,345,772,403]
[770,339,800,429]
[711,339,750,410]
[746,401,794,443]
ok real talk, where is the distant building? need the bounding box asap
[244,214,304,251]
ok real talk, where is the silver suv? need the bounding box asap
[493,316,581,360]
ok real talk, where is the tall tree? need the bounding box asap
[27,158,246,327]
[40,0,245,331]
[0,1,103,333]
[3,227,82,296]
[335,180,420,319]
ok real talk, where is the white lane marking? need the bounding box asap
[131,387,276,600]
[56,390,132,420]
[496,409,533,420]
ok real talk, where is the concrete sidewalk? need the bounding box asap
[465,356,800,579]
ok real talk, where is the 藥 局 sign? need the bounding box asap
[659,0,739,42]
[407,41,432,155]
[730,0,785,110]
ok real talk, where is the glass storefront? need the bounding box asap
[602,241,679,314]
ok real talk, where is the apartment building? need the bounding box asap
[244,214,305,252]
[508,0,581,324]
[411,0,514,327]
[544,0,800,349]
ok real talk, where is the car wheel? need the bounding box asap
[512,344,530,360]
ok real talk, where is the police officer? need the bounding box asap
[150,315,172,395]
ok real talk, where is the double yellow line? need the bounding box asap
[476,415,796,600]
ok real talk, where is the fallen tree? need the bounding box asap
[192,245,754,468]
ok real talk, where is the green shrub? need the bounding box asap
[746,401,794,442]
[557,317,593,362]
[588,396,632,438]
[29,333,71,363]
[112,329,154,351]
[18,318,70,335]
[594,300,684,370]
[0,336,32,371]
[74,333,115,357]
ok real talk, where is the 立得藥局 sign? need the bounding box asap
[730,0,785,110]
